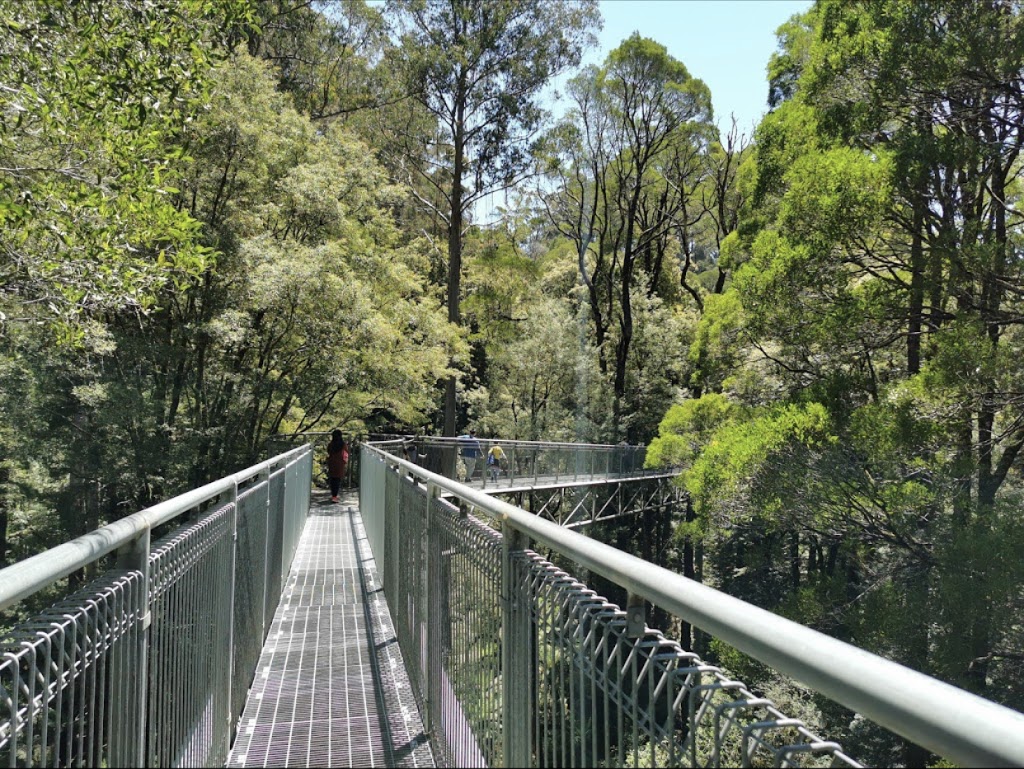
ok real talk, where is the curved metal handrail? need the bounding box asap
[0,443,310,611]
[361,442,1024,768]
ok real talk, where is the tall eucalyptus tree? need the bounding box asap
[543,34,713,436]
[388,0,599,437]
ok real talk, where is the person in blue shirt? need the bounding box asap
[458,428,483,480]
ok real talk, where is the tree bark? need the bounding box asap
[681,494,696,652]
[0,464,8,568]
[443,69,467,440]
[907,197,925,375]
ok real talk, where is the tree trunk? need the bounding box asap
[612,183,641,438]
[789,530,800,590]
[681,494,697,652]
[908,198,925,375]
[443,73,467,440]
[903,567,933,766]
[0,463,8,568]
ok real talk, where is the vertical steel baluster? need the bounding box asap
[25,641,37,769]
[224,479,239,745]
[56,620,71,768]
[116,529,150,768]
[39,630,53,767]
[93,595,108,769]
[421,481,438,737]
[82,602,97,769]
[502,524,531,768]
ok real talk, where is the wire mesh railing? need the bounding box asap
[360,441,1024,768]
[373,435,658,491]
[0,444,313,768]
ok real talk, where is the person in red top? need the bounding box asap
[326,430,348,503]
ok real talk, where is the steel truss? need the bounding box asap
[489,475,684,529]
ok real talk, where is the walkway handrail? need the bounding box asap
[0,443,314,768]
[373,434,657,493]
[373,433,646,451]
[0,443,310,611]
[362,443,1024,768]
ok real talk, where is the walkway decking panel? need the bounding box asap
[227,495,434,768]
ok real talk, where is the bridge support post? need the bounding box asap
[115,526,151,768]
[502,524,532,767]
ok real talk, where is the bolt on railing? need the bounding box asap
[360,441,1024,768]
[0,445,313,768]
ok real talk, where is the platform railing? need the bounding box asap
[0,444,313,768]
[360,441,1024,768]
[373,435,655,491]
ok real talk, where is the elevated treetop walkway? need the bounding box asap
[0,438,1023,767]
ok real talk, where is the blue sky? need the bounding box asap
[576,0,812,137]
[468,0,814,220]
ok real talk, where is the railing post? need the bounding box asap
[224,478,239,738]
[421,481,440,736]
[260,463,271,636]
[388,460,399,591]
[115,527,151,768]
[281,457,288,594]
[502,522,532,768]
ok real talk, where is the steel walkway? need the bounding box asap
[227,491,434,768]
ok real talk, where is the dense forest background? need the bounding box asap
[3,1,1024,763]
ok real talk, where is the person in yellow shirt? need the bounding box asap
[486,444,507,482]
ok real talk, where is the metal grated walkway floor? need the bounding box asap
[227,492,434,768]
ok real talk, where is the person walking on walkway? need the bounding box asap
[487,443,507,482]
[327,430,348,503]
[458,428,483,480]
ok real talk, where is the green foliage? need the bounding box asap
[686,291,746,395]
[388,0,600,435]
[0,44,465,577]
[766,7,819,108]
[541,30,716,439]
[3,5,1024,764]
[750,100,819,208]
[684,402,834,521]
[622,293,693,437]
[707,638,772,689]
[464,227,542,345]
[0,0,253,333]
[170,51,464,451]
[647,392,737,469]
[654,7,1024,760]
[777,147,892,250]
[247,0,389,124]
